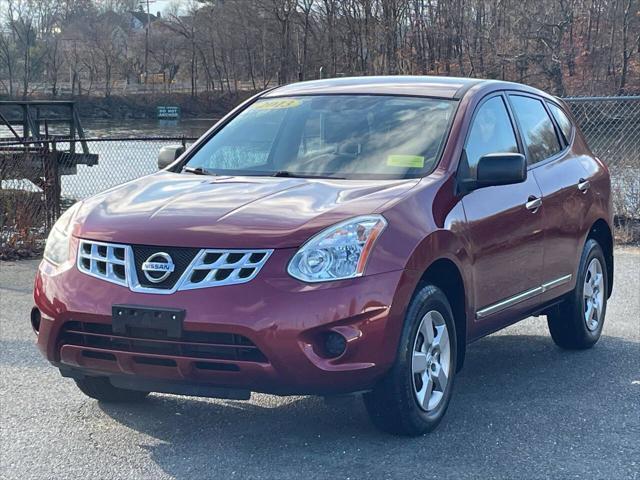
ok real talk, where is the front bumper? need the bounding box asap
[34,250,418,396]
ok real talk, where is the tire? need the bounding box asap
[547,239,608,349]
[74,377,149,403]
[363,284,457,436]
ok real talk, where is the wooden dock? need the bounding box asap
[0,101,99,226]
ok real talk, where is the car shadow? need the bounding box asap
[98,333,640,479]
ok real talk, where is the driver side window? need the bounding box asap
[465,96,519,176]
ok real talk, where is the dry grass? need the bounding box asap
[0,190,46,260]
[611,167,640,245]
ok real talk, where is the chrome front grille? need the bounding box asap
[181,249,271,290]
[77,240,272,294]
[77,240,129,287]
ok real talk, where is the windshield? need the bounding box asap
[184,95,456,179]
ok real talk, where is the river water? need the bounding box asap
[0,118,214,141]
[82,118,215,139]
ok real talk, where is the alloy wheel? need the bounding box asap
[583,258,605,331]
[412,310,451,411]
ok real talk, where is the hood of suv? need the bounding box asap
[74,171,419,248]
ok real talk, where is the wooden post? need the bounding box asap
[42,151,61,228]
[69,104,77,154]
[22,104,29,138]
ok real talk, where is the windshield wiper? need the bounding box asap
[182,166,212,175]
[272,170,345,180]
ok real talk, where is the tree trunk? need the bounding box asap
[22,39,30,99]
[618,0,633,93]
[104,60,111,98]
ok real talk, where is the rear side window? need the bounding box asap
[547,102,574,144]
[509,95,561,164]
[465,96,519,175]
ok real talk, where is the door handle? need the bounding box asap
[525,196,542,213]
[578,178,591,193]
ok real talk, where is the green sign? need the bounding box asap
[157,106,181,119]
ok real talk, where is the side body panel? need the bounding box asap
[533,149,613,306]
[529,152,590,294]
[460,176,545,336]
[406,83,612,344]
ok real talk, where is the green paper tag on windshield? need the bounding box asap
[253,99,301,110]
[387,155,425,168]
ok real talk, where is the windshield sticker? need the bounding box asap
[387,154,425,168]
[254,99,302,110]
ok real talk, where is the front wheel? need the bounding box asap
[547,239,608,349]
[74,377,150,403]
[363,284,457,436]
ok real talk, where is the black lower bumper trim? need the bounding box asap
[58,367,251,400]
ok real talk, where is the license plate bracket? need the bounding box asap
[112,305,185,339]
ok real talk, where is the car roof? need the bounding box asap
[263,75,494,100]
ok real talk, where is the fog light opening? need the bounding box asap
[30,307,41,334]
[323,331,347,358]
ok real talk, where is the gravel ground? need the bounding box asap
[1,249,639,480]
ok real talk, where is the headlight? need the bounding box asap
[43,202,81,266]
[287,215,387,282]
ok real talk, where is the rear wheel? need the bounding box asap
[364,285,457,436]
[74,377,149,403]
[547,239,608,349]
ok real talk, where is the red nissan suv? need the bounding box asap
[33,76,613,435]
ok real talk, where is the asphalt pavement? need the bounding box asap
[1,249,639,480]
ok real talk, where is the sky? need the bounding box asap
[152,0,176,14]
[145,0,188,16]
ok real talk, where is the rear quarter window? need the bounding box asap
[509,95,562,164]
[547,102,574,145]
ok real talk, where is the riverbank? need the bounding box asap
[0,91,257,120]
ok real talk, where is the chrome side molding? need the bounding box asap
[476,274,572,319]
[541,274,572,291]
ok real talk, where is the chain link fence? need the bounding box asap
[56,137,195,199]
[564,96,640,242]
[0,137,197,258]
[1,96,639,259]
[564,96,640,169]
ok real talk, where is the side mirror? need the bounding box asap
[460,152,526,193]
[158,145,186,170]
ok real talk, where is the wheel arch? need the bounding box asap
[417,258,468,371]
[586,219,614,298]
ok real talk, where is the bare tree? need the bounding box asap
[6,0,37,98]
[269,0,297,84]
[0,30,17,95]
[43,33,64,96]
[618,0,638,93]
[297,0,314,80]
[84,10,127,97]
[0,0,637,98]
[165,12,200,97]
